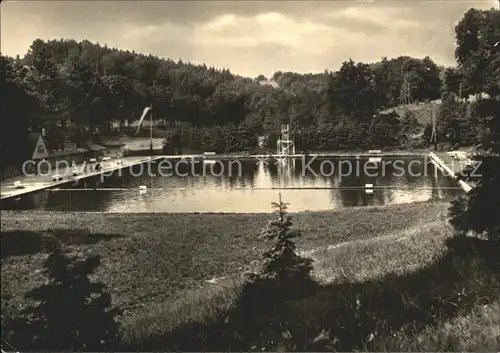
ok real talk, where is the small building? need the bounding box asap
[2,135,123,179]
[1,132,52,178]
[99,141,126,158]
[42,148,88,173]
[30,132,50,160]
[20,132,50,175]
[82,141,107,159]
[37,141,111,173]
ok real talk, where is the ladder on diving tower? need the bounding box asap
[276,124,295,160]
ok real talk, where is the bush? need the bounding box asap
[448,98,500,244]
[248,194,318,299]
[2,240,120,351]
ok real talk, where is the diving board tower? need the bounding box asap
[276,124,295,159]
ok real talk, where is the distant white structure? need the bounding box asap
[258,79,279,88]
[368,157,382,163]
[258,136,266,148]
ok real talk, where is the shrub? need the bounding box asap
[449,99,500,244]
[252,194,317,300]
[2,240,120,351]
[223,195,319,350]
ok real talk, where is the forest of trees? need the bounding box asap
[0,43,441,159]
[1,7,498,168]
[0,6,499,351]
[448,7,500,245]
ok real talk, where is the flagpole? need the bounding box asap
[150,105,153,156]
[150,105,154,191]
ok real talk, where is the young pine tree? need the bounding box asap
[227,195,317,350]
[255,193,316,300]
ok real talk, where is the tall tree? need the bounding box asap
[450,9,500,244]
[454,9,500,97]
[0,56,35,177]
[327,59,377,122]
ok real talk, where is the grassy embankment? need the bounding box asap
[382,101,439,125]
[1,201,499,350]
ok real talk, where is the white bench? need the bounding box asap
[447,151,467,160]
[102,156,111,161]
[368,150,382,154]
[368,157,382,163]
[14,181,24,189]
[52,174,63,181]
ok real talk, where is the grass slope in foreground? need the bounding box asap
[1,201,499,351]
[1,201,448,317]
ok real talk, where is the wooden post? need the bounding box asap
[431,104,438,150]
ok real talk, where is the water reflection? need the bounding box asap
[1,156,463,213]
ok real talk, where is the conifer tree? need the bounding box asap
[255,193,316,299]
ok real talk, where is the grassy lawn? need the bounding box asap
[2,201,499,350]
[378,300,500,351]
[1,202,447,316]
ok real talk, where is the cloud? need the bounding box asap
[122,22,194,44]
[117,11,352,54]
[194,12,361,52]
[328,5,420,30]
[1,0,499,77]
[202,14,239,32]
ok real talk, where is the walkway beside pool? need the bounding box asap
[0,156,166,200]
[428,152,473,193]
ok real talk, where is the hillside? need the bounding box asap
[382,101,440,125]
[382,92,493,127]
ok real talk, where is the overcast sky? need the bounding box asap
[1,0,497,77]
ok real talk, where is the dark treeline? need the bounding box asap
[1,7,498,165]
[430,8,500,150]
[1,39,442,158]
